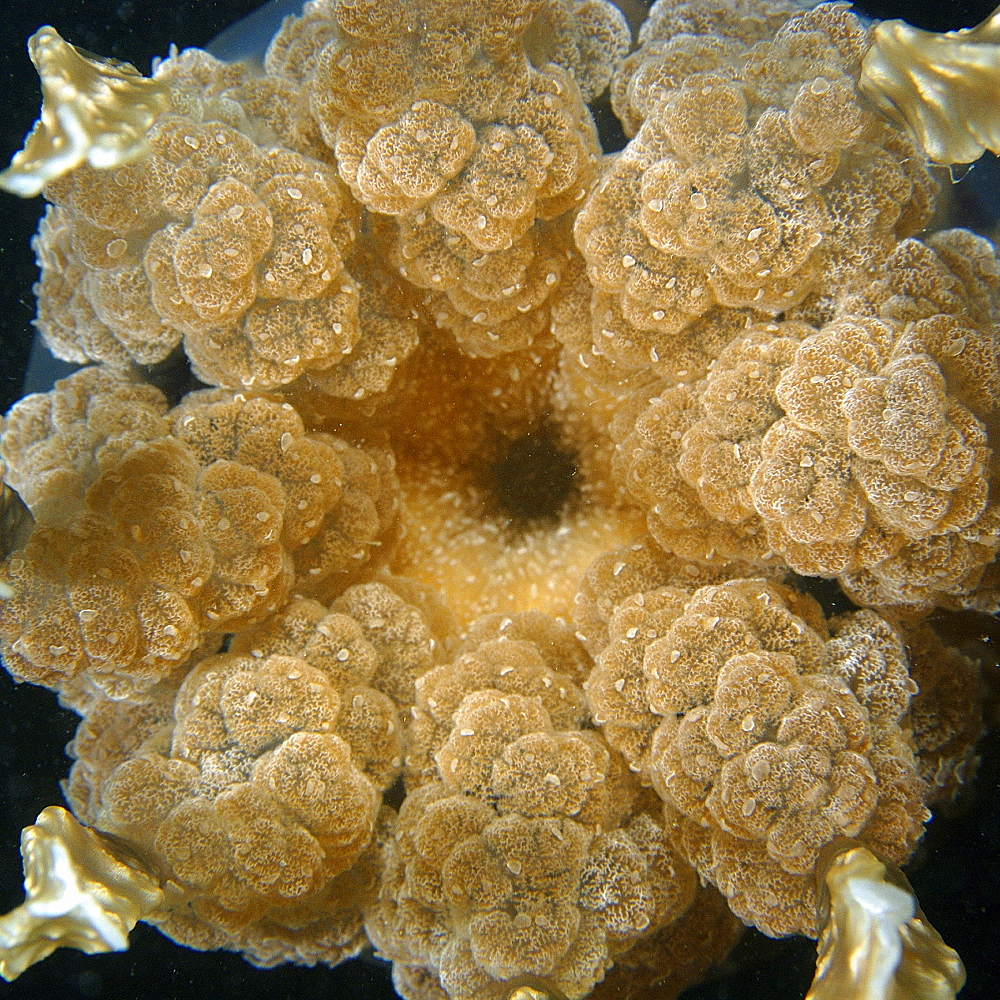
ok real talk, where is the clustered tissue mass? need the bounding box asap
[0,2,994,999]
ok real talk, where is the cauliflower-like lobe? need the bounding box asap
[60,575,448,967]
[606,231,999,611]
[329,578,453,708]
[754,234,1000,606]
[460,609,592,685]
[571,538,763,656]
[611,0,802,136]
[760,331,990,564]
[548,247,752,435]
[64,682,177,823]
[294,217,424,401]
[269,0,606,357]
[679,322,809,518]
[31,47,372,393]
[169,390,400,596]
[395,213,577,358]
[586,585,695,771]
[408,612,590,785]
[587,577,927,937]
[67,644,388,968]
[588,882,743,1000]
[228,591,445,785]
[524,0,631,104]
[0,367,168,516]
[699,668,878,866]
[373,606,697,1000]
[301,1,603,219]
[0,447,223,704]
[438,691,608,816]
[368,727,695,1000]
[342,102,479,217]
[0,387,399,702]
[577,3,935,345]
[612,381,777,565]
[611,320,810,563]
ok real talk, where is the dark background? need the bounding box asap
[1,2,998,999]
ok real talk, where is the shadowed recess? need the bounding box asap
[490,428,579,525]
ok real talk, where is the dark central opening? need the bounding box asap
[489,427,579,525]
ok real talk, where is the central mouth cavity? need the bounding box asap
[489,427,579,526]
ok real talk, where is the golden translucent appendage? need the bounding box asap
[860,4,1000,164]
[805,844,965,1000]
[507,982,571,1000]
[0,26,171,197]
[0,806,169,981]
